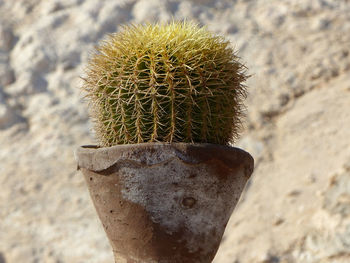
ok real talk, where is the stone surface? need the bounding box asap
[0,0,350,262]
[0,24,14,52]
[0,65,15,87]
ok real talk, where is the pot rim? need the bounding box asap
[75,142,254,174]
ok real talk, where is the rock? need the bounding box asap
[0,252,6,263]
[40,0,65,14]
[97,2,131,34]
[0,24,14,51]
[0,103,11,128]
[236,135,264,163]
[0,64,15,87]
[11,32,55,75]
[59,50,81,71]
[132,0,171,22]
[292,166,350,263]
[6,72,47,96]
[176,1,201,18]
[323,168,350,217]
[0,92,21,129]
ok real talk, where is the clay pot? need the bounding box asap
[75,143,254,263]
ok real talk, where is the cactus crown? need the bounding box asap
[82,21,248,146]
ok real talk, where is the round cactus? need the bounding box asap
[82,21,249,146]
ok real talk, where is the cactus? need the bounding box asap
[82,21,249,146]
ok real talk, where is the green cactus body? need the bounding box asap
[83,21,248,146]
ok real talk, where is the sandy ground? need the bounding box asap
[0,0,349,262]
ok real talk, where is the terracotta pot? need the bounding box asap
[75,143,254,263]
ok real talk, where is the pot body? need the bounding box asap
[75,143,254,263]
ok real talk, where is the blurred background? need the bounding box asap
[0,0,349,262]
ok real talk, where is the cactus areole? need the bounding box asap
[82,21,248,146]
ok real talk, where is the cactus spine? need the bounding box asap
[82,21,248,146]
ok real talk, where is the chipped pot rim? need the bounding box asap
[74,142,254,173]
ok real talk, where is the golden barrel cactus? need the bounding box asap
[82,21,248,146]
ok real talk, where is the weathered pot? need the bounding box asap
[75,143,254,263]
